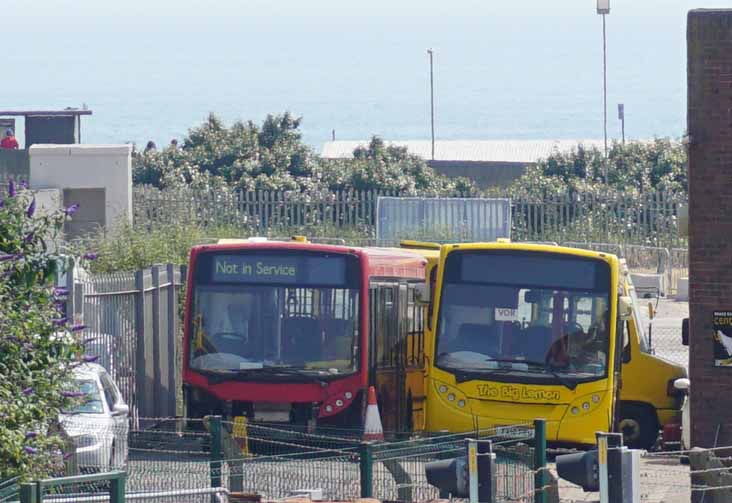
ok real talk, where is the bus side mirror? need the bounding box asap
[682,318,689,346]
[618,296,633,321]
[415,283,431,305]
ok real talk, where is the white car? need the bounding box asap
[60,363,129,471]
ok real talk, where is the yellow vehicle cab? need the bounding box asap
[616,260,687,449]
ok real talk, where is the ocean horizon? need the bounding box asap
[4,0,724,150]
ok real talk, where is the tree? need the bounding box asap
[0,182,86,480]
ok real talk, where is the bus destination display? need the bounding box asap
[211,254,347,285]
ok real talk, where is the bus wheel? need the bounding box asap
[618,403,658,450]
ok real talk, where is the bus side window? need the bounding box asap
[622,320,631,363]
[427,266,436,330]
[407,282,425,367]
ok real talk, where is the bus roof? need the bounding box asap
[441,241,620,262]
[191,240,427,280]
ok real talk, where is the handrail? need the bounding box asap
[20,471,126,503]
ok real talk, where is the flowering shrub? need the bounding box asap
[133,113,476,196]
[498,138,688,199]
[0,182,86,480]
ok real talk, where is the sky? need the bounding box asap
[4,1,732,147]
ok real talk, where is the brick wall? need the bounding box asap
[688,9,732,448]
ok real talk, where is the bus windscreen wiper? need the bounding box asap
[203,366,327,386]
[485,359,577,390]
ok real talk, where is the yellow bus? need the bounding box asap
[421,242,686,448]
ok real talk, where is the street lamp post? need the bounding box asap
[427,49,435,161]
[597,0,610,182]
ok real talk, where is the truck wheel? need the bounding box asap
[618,403,659,450]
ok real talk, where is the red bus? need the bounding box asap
[182,238,427,432]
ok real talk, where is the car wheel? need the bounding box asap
[618,403,658,450]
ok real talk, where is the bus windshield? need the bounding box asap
[189,251,361,376]
[436,251,612,383]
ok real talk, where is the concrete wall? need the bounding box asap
[427,160,528,188]
[687,9,732,449]
[0,149,30,185]
[29,144,132,231]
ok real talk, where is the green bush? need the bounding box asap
[0,182,85,480]
[133,113,476,196]
[499,138,687,198]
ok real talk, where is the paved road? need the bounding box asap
[638,297,688,369]
[557,455,690,503]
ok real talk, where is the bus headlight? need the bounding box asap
[567,393,606,418]
[433,380,470,411]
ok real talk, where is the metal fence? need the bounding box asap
[376,197,511,242]
[58,417,544,503]
[133,187,687,246]
[562,241,688,295]
[66,264,187,422]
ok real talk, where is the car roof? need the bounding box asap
[72,362,107,378]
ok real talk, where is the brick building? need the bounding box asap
[688,9,732,448]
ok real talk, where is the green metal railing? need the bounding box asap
[0,477,19,503]
[36,416,545,502]
[19,471,125,503]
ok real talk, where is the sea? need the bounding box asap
[3,0,726,151]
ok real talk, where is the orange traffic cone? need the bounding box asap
[363,386,384,441]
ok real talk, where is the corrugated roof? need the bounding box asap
[321,139,610,163]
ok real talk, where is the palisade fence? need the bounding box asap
[65,264,187,423]
[133,186,687,246]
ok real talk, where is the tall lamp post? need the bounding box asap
[427,49,435,161]
[597,0,610,182]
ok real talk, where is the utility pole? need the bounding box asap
[428,48,435,161]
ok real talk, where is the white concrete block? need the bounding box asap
[676,277,689,301]
[630,272,666,297]
[29,144,132,229]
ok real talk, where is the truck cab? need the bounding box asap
[616,260,687,449]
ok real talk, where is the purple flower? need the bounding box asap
[82,354,99,363]
[26,198,36,218]
[82,252,98,261]
[25,431,38,440]
[69,324,86,332]
[52,317,68,326]
[22,387,33,396]
[23,446,37,455]
[7,181,16,198]
[53,287,69,297]
[0,198,4,209]
[19,180,28,189]
[63,451,74,460]
[0,254,16,262]
[82,337,98,345]
[23,233,34,244]
[64,203,80,216]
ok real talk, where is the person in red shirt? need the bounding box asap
[1,129,19,149]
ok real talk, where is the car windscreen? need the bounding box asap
[69,379,105,414]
